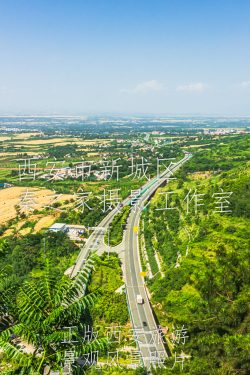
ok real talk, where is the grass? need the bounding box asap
[104,206,130,246]
[143,218,159,275]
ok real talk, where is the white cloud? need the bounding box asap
[240,80,250,88]
[176,82,207,93]
[0,85,11,93]
[121,80,165,94]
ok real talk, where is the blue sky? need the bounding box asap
[0,0,250,115]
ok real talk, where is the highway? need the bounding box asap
[70,153,191,369]
[124,154,191,369]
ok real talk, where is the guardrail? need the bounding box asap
[124,154,192,368]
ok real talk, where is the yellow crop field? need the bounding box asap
[34,215,56,232]
[0,187,73,225]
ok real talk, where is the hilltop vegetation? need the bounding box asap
[0,231,78,281]
[141,139,250,374]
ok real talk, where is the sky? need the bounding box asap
[0,0,250,116]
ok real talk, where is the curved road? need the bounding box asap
[124,155,191,369]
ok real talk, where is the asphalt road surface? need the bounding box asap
[70,154,191,369]
[124,155,191,368]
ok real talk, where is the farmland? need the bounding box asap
[0,116,249,374]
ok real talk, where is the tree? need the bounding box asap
[0,266,17,331]
[0,255,107,374]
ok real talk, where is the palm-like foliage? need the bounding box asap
[0,266,17,331]
[0,255,107,374]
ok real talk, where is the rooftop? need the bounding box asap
[49,223,66,230]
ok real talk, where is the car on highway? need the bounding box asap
[136,294,144,304]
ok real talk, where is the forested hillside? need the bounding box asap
[141,137,250,374]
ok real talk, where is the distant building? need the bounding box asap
[48,223,68,233]
[151,131,165,135]
[48,223,86,241]
[0,182,13,189]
